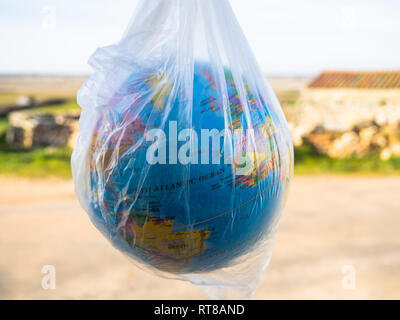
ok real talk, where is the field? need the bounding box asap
[0,75,399,178]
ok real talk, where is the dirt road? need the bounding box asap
[0,176,399,299]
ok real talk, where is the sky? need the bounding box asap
[0,0,399,76]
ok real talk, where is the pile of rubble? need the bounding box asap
[288,113,400,160]
[6,111,80,149]
[302,121,400,159]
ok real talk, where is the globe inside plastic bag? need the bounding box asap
[72,0,293,299]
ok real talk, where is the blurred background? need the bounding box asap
[0,0,399,299]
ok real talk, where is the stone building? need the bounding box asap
[288,71,400,158]
[305,70,400,128]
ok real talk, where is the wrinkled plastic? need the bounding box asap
[71,0,293,299]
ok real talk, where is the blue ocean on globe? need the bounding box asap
[86,62,291,273]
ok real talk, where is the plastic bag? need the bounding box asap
[71,0,293,299]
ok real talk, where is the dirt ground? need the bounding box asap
[0,176,399,300]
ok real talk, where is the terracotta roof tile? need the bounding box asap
[308,71,400,89]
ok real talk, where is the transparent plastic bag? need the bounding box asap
[71,0,293,300]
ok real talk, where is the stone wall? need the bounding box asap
[286,88,400,159]
[7,111,79,149]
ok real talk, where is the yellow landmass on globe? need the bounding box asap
[247,152,267,169]
[235,152,266,177]
[259,117,276,139]
[131,215,210,269]
[230,118,242,131]
[145,73,173,110]
[233,151,282,187]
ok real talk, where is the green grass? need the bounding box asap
[0,146,73,178]
[29,101,81,116]
[294,143,400,176]
[0,118,9,137]
[0,142,399,179]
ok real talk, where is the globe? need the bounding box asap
[86,62,292,274]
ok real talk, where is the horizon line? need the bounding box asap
[0,72,317,79]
